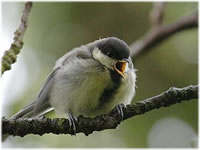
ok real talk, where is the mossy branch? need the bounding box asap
[1,2,32,75]
[2,85,198,137]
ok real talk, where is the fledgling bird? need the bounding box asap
[11,37,136,133]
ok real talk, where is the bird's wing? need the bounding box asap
[33,67,61,115]
[33,46,93,116]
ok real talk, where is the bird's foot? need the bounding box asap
[67,113,78,135]
[116,104,126,121]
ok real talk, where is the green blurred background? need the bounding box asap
[1,2,198,148]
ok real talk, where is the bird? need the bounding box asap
[10,37,136,134]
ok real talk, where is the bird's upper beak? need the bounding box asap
[113,59,128,78]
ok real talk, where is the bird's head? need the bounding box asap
[92,37,131,78]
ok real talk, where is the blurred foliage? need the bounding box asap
[2,2,198,148]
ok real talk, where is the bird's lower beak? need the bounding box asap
[113,60,127,78]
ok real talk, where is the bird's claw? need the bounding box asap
[116,104,126,121]
[68,113,78,135]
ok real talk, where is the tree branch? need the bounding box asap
[1,2,33,75]
[150,2,165,26]
[2,85,198,137]
[130,8,198,59]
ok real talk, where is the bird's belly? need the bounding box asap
[49,69,112,117]
[68,76,110,117]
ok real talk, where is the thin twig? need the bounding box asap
[130,10,198,59]
[150,2,165,26]
[2,85,198,137]
[1,2,33,75]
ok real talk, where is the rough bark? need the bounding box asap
[2,85,198,137]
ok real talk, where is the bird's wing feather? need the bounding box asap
[11,101,36,119]
[33,67,60,115]
[33,46,93,116]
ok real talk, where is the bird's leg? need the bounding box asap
[116,104,126,121]
[67,113,78,135]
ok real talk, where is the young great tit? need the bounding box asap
[11,37,136,133]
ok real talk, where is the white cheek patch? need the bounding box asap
[92,47,115,69]
[125,62,128,73]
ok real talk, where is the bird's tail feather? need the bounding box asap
[2,102,35,142]
[11,102,36,119]
[3,101,52,141]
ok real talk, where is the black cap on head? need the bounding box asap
[97,37,130,60]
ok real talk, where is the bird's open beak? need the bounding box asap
[113,60,127,78]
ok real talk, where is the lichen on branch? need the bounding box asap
[1,2,32,75]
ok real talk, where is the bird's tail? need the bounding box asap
[2,102,36,141]
[2,101,52,141]
[11,102,36,119]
